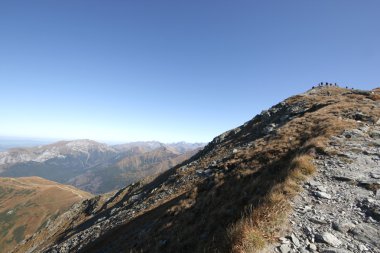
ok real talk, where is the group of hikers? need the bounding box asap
[312,82,352,90]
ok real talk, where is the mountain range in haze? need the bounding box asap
[0,140,205,194]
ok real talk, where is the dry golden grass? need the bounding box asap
[0,177,92,253]
[223,88,380,252]
[228,154,315,253]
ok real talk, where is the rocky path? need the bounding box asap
[273,123,380,253]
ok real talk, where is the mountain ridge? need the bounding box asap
[10,86,380,253]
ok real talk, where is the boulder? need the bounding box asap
[315,232,342,247]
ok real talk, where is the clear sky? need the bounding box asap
[0,1,379,143]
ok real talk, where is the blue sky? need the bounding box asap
[0,1,379,143]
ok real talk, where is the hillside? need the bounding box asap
[68,146,200,193]
[13,86,380,253]
[0,140,204,194]
[0,177,92,253]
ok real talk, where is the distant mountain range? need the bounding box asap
[0,140,205,194]
[0,138,53,152]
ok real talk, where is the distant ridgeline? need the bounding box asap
[0,140,204,194]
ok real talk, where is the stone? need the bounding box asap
[349,223,380,248]
[376,189,380,200]
[358,244,368,251]
[204,169,212,175]
[279,244,291,253]
[279,237,290,244]
[332,221,355,233]
[290,233,300,247]
[315,232,342,247]
[232,149,238,154]
[309,217,329,225]
[308,243,317,251]
[263,124,277,134]
[321,248,352,253]
[303,226,313,236]
[196,170,203,175]
[369,130,380,139]
[317,186,327,192]
[333,174,357,182]
[314,191,332,199]
[308,180,322,187]
[370,172,380,179]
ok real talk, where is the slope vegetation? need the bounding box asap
[0,177,92,253]
[13,86,380,253]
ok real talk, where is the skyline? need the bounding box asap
[1,1,379,143]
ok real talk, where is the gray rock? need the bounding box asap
[204,169,212,175]
[349,223,380,248]
[317,186,327,192]
[370,172,380,179]
[358,244,368,251]
[314,191,332,199]
[196,169,203,175]
[309,217,329,225]
[290,233,300,247]
[308,180,322,187]
[358,179,380,187]
[369,130,380,139]
[129,194,142,202]
[332,221,355,233]
[263,123,277,135]
[279,244,291,253]
[321,248,352,253]
[308,243,317,251]
[376,189,380,200]
[279,237,290,244]
[333,173,357,182]
[315,232,342,247]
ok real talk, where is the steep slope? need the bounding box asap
[0,140,204,194]
[13,86,380,253]
[0,177,92,253]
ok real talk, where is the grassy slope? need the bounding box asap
[87,87,380,252]
[0,176,92,253]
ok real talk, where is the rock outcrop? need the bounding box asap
[272,123,380,253]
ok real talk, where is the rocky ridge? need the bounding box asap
[272,124,380,253]
[11,86,380,253]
